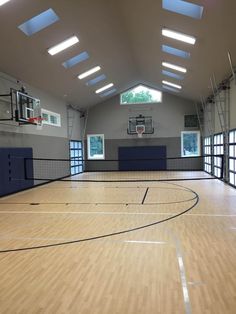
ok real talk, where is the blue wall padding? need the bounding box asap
[118,146,167,171]
[0,148,33,197]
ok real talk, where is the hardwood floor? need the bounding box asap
[0,175,236,313]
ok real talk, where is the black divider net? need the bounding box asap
[23,155,223,182]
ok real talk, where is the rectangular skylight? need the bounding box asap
[78,66,101,80]
[48,36,79,56]
[162,80,182,89]
[62,52,89,69]
[86,74,106,86]
[162,70,184,80]
[18,9,59,36]
[95,83,114,94]
[100,88,117,97]
[0,0,11,6]
[162,85,180,93]
[162,45,190,59]
[162,0,204,20]
[162,62,187,73]
[162,29,196,45]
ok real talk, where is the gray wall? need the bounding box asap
[85,92,197,158]
[204,78,236,136]
[0,71,83,159]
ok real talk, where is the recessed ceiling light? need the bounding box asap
[95,83,114,94]
[162,80,182,89]
[162,28,196,45]
[162,62,187,73]
[78,66,101,80]
[48,36,79,56]
[0,0,11,6]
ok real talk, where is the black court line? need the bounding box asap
[0,196,198,206]
[142,188,149,204]
[0,182,199,254]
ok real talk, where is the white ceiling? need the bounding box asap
[0,0,235,109]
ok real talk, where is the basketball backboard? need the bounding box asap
[0,88,41,125]
[127,114,154,135]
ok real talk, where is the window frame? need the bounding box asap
[229,128,236,187]
[87,134,105,160]
[203,136,212,174]
[41,108,61,127]
[120,84,162,105]
[69,140,83,176]
[213,132,224,178]
[181,131,201,157]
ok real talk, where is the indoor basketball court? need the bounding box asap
[0,1,236,314]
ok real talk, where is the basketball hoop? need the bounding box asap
[136,125,145,138]
[27,117,44,130]
[27,117,44,125]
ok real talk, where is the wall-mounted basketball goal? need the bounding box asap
[127,115,154,138]
[0,88,41,126]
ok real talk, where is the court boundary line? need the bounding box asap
[0,182,199,254]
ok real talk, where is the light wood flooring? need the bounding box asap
[0,174,236,313]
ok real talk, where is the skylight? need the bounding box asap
[100,88,117,97]
[162,29,196,45]
[162,70,184,80]
[0,0,11,6]
[48,36,79,56]
[162,85,180,93]
[86,74,106,86]
[95,83,114,94]
[62,52,89,69]
[78,66,101,79]
[162,0,204,20]
[162,45,190,59]
[120,85,162,105]
[162,62,187,73]
[18,9,59,36]
[162,80,182,89]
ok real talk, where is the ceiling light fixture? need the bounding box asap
[162,28,196,45]
[48,36,79,56]
[0,0,11,6]
[162,80,182,89]
[95,83,114,94]
[78,66,101,80]
[162,62,187,73]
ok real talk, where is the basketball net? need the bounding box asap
[136,125,145,138]
[27,117,44,130]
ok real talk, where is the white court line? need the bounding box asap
[123,237,191,314]
[0,211,173,215]
[0,211,236,217]
[0,236,77,241]
[168,230,192,314]
[124,240,166,244]
[177,254,191,314]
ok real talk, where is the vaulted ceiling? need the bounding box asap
[0,0,235,109]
